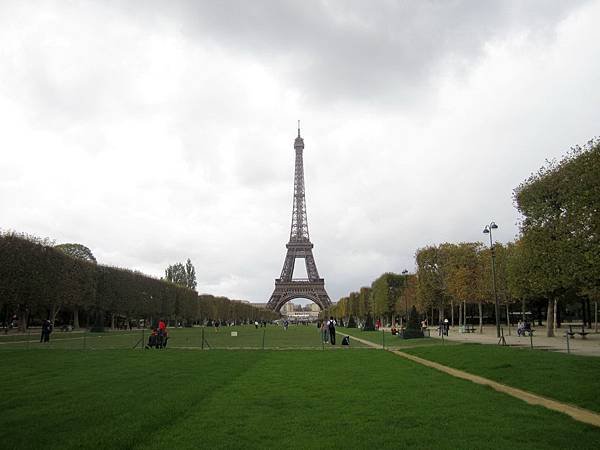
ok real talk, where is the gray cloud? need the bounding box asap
[144,0,590,106]
[1,0,599,304]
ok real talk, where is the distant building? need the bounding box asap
[280,302,320,321]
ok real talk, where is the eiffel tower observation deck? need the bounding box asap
[266,124,332,312]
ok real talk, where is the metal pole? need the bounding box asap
[595,302,598,333]
[201,327,204,350]
[382,329,385,350]
[566,331,570,354]
[529,331,533,349]
[141,328,144,351]
[405,278,408,323]
[489,229,501,338]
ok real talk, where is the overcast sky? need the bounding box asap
[1,1,599,304]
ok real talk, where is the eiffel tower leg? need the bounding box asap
[304,252,320,280]
[280,251,296,281]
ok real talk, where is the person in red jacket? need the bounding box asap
[157,320,167,348]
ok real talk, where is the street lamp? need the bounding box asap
[483,222,500,338]
[402,269,409,323]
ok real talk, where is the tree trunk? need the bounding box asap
[451,301,454,327]
[457,301,461,328]
[521,298,526,322]
[51,304,60,324]
[586,298,592,328]
[463,301,467,325]
[506,304,511,336]
[478,302,483,333]
[553,299,558,335]
[546,300,555,337]
[73,309,80,330]
[111,314,116,330]
[19,308,28,332]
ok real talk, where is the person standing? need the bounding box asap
[327,316,336,345]
[321,321,329,343]
[40,319,52,343]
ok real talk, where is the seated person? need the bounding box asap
[390,326,398,335]
[146,329,158,349]
[341,336,350,346]
[517,320,524,336]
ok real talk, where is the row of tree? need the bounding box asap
[326,139,600,336]
[0,232,277,331]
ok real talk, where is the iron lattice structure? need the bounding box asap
[267,126,332,312]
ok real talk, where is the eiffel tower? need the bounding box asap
[266,124,332,312]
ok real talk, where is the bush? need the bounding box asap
[362,313,375,331]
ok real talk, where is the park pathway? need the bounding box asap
[343,331,600,429]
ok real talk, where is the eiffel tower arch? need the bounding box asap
[267,125,332,312]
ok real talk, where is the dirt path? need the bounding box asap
[344,331,600,428]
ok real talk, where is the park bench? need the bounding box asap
[459,325,476,333]
[567,325,588,339]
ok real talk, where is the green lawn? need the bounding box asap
[2,347,600,449]
[403,343,600,413]
[338,326,451,349]
[0,325,369,350]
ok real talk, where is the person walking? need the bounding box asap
[327,316,336,345]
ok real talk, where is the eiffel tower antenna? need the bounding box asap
[267,125,331,312]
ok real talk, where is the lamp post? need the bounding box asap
[402,269,409,323]
[483,222,500,338]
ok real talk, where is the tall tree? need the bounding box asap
[55,243,97,328]
[165,262,187,286]
[165,259,197,291]
[514,139,600,335]
[54,243,97,263]
[185,258,197,291]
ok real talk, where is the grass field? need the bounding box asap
[403,343,600,413]
[3,348,600,449]
[3,327,600,449]
[337,326,450,349]
[340,327,600,414]
[0,325,369,350]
